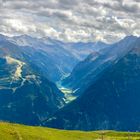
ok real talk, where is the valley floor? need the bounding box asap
[56,82,77,103]
[0,122,140,140]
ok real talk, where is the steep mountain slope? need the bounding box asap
[0,38,65,125]
[62,36,138,96]
[7,35,77,82]
[45,37,140,131]
[0,35,65,82]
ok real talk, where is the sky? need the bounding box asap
[0,0,140,43]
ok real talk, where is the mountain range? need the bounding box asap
[0,34,140,131]
[62,36,138,96]
[7,34,108,82]
[44,36,140,131]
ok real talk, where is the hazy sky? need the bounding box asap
[0,0,140,43]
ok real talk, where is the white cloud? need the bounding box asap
[0,0,139,43]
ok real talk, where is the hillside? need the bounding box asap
[45,37,140,131]
[62,36,137,96]
[0,122,140,140]
[0,41,65,125]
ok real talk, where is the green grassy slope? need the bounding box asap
[0,122,140,140]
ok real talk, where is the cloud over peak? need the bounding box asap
[0,0,140,43]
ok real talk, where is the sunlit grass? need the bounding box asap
[0,122,140,140]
